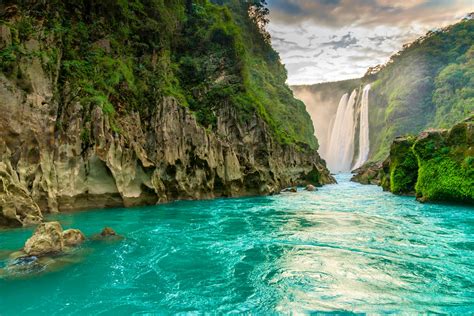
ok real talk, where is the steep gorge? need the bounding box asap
[292,16,473,203]
[0,1,333,227]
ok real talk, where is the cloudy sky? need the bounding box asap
[266,0,473,85]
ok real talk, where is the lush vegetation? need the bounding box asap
[376,116,473,203]
[413,117,474,203]
[0,0,317,148]
[367,18,474,161]
[388,137,418,195]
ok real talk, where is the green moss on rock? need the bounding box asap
[352,116,473,204]
[413,117,474,203]
[389,136,418,195]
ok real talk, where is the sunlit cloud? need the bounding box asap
[267,0,473,84]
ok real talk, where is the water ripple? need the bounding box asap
[0,174,473,314]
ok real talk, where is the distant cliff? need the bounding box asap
[0,0,333,227]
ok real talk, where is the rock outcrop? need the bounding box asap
[351,162,386,186]
[1,221,88,278]
[24,222,65,256]
[412,117,473,203]
[22,222,86,256]
[352,116,473,203]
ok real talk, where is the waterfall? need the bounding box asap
[326,91,357,173]
[353,84,371,170]
[325,116,335,156]
[326,93,348,172]
[340,90,357,171]
[325,84,371,173]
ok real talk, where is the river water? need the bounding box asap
[0,174,473,314]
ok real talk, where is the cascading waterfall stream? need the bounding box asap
[353,84,371,170]
[326,93,348,172]
[324,84,371,173]
[326,91,356,173]
[341,90,357,171]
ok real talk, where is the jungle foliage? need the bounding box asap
[0,0,317,148]
[367,17,474,161]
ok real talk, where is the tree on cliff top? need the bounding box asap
[246,0,270,43]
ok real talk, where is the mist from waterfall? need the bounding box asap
[353,84,371,170]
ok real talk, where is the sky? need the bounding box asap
[266,0,473,85]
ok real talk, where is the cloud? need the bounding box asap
[266,0,472,84]
[267,0,471,28]
[321,33,358,49]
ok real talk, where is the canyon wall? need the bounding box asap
[0,1,334,227]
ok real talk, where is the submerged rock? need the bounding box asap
[24,222,64,256]
[11,255,39,266]
[6,255,44,275]
[91,227,123,242]
[100,227,117,237]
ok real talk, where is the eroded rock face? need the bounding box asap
[0,19,335,227]
[0,158,43,227]
[24,222,64,256]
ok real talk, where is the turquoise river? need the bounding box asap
[0,174,473,314]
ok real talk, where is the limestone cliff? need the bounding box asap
[0,1,334,227]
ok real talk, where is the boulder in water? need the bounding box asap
[91,227,123,241]
[1,223,88,278]
[62,229,86,247]
[305,184,316,191]
[101,227,117,237]
[24,222,64,256]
